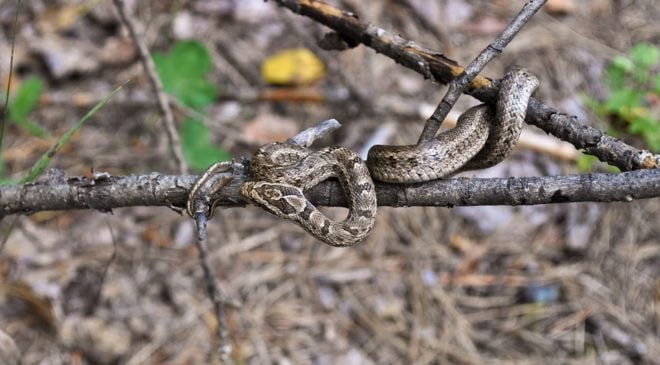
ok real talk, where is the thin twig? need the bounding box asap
[418,0,547,143]
[85,219,118,315]
[194,232,232,362]
[0,216,19,253]
[113,4,230,359]
[112,0,187,174]
[288,118,341,146]
[273,0,659,171]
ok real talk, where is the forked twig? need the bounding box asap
[195,230,232,362]
[185,119,339,361]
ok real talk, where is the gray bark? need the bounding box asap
[2,168,658,217]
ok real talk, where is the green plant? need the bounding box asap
[7,77,49,138]
[575,153,619,173]
[0,82,127,185]
[153,41,229,170]
[16,82,128,184]
[585,43,659,152]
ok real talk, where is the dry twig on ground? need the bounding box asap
[112,0,186,174]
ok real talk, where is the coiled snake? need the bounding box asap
[188,68,539,247]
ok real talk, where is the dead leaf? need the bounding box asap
[37,2,97,34]
[242,113,299,144]
[261,48,326,86]
[259,87,324,103]
[59,317,131,364]
[97,37,137,66]
[2,281,58,332]
[545,0,576,15]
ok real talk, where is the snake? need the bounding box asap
[239,144,378,247]
[189,68,538,247]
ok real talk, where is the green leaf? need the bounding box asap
[576,153,598,172]
[18,81,128,184]
[576,153,620,173]
[0,150,5,178]
[603,88,642,114]
[581,94,607,117]
[653,74,660,95]
[628,115,653,133]
[585,42,659,153]
[11,117,49,138]
[630,43,659,70]
[630,44,659,84]
[629,116,660,152]
[607,165,621,173]
[8,77,49,137]
[180,118,230,171]
[10,77,41,119]
[153,41,217,110]
[611,56,634,73]
[646,134,660,152]
[605,61,628,90]
[605,127,620,138]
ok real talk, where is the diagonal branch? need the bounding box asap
[272,0,660,171]
[419,0,547,143]
[1,168,658,217]
[113,0,187,174]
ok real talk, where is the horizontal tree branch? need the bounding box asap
[2,1,658,219]
[1,168,658,217]
[273,0,660,171]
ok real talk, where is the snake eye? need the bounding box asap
[263,187,281,200]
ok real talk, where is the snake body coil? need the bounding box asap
[219,68,538,246]
[241,144,377,247]
[367,67,539,182]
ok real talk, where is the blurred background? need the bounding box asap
[0,0,658,364]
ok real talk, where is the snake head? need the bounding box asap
[241,181,307,218]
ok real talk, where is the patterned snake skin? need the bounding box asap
[241,144,377,247]
[191,68,538,247]
[367,68,539,182]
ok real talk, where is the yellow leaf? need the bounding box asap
[261,48,326,86]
